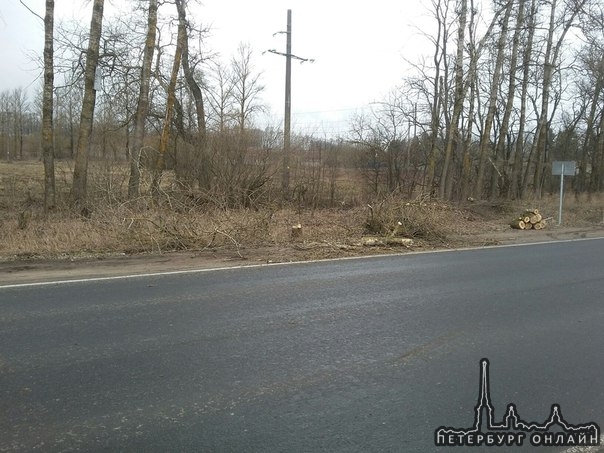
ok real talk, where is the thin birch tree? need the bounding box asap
[71,0,105,205]
[473,0,513,198]
[128,0,158,198]
[41,0,56,210]
[151,0,186,196]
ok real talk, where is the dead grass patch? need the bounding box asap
[1,161,603,261]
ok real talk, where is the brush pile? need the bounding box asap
[510,209,546,230]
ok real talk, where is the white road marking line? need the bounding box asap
[0,236,603,289]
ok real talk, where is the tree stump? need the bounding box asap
[291,224,303,241]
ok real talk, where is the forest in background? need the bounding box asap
[1,0,604,214]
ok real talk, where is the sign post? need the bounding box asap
[551,161,576,225]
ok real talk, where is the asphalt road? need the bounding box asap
[1,239,604,452]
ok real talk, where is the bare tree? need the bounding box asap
[175,0,206,136]
[473,0,513,198]
[348,98,408,196]
[71,0,105,205]
[530,0,588,197]
[9,88,28,160]
[151,0,186,195]
[205,61,236,132]
[0,92,9,161]
[128,0,158,198]
[439,0,468,199]
[424,0,450,196]
[42,0,56,210]
[194,44,268,207]
[231,43,265,135]
[574,1,604,193]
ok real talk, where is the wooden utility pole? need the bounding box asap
[267,10,313,199]
[283,9,292,195]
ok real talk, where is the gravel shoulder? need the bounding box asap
[1,223,603,286]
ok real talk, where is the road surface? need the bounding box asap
[1,239,604,451]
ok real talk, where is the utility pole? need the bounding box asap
[267,9,313,198]
[283,9,292,194]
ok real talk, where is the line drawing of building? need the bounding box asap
[435,358,600,447]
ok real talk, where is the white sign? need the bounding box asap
[552,161,576,176]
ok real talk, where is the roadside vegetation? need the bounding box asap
[1,1,604,262]
[1,161,602,261]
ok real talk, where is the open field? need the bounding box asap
[1,161,603,277]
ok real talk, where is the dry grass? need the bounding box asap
[528,193,604,226]
[1,161,603,261]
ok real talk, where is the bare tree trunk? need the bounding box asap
[440,0,467,200]
[530,0,557,199]
[531,0,587,198]
[460,75,477,201]
[11,88,26,161]
[578,57,604,193]
[71,0,105,205]
[425,0,445,197]
[473,0,513,199]
[492,0,526,199]
[175,0,206,136]
[452,0,504,201]
[151,0,185,196]
[591,110,604,192]
[42,0,56,211]
[575,55,604,192]
[128,0,157,199]
[459,0,480,202]
[514,0,538,199]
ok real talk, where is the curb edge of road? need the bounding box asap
[1,236,604,290]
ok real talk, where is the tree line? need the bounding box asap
[353,0,604,201]
[3,0,604,212]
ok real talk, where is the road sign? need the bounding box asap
[551,161,576,225]
[552,161,576,176]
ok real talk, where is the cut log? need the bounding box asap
[510,219,526,230]
[511,209,546,230]
[362,236,414,247]
[524,208,540,216]
[362,237,384,246]
[384,237,414,246]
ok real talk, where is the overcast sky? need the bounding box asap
[0,0,434,136]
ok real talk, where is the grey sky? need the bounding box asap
[0,0,434,135]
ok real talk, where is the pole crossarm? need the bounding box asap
[266,49,315,63]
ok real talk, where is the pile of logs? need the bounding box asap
[510,209,547,230]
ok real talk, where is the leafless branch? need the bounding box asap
[20,0,44,22]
